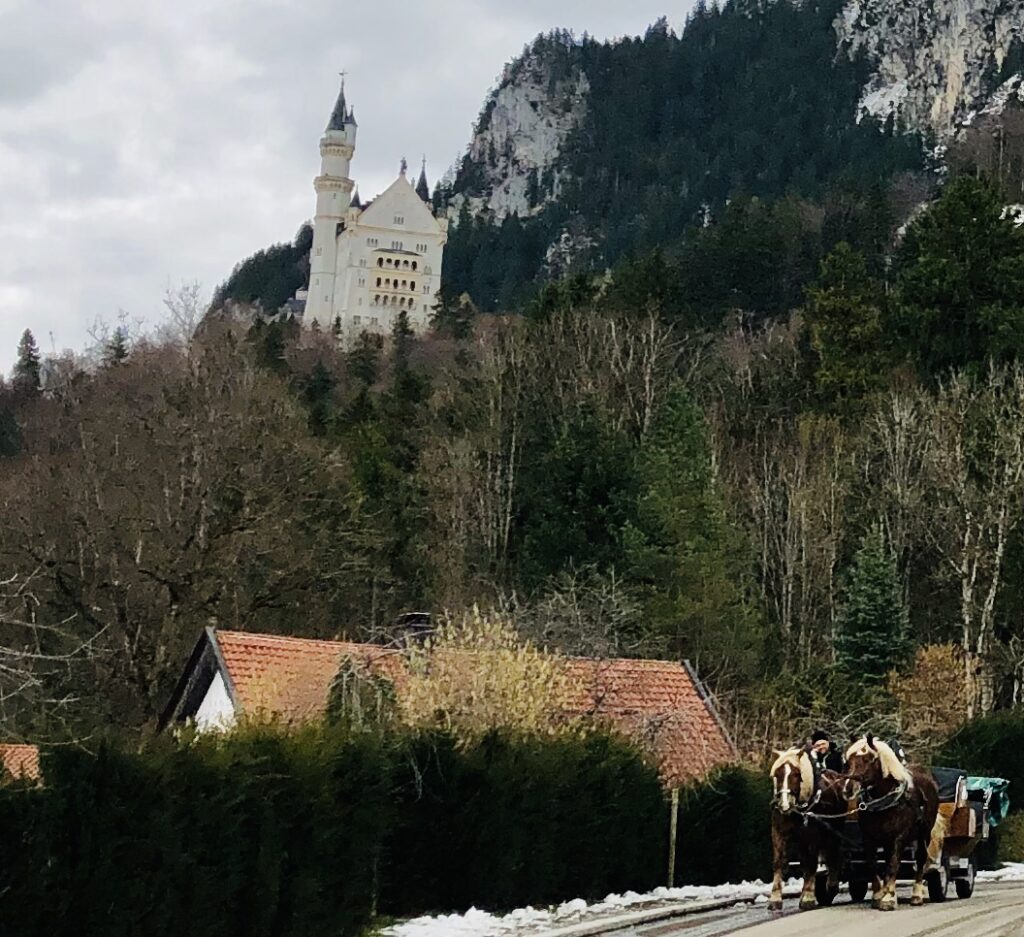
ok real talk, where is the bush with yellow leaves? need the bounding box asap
[888,643,969,755]
[398,607,582,744]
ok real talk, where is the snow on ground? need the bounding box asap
[978,862,1024,883]
[381,879,801,937]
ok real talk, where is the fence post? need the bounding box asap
[667,786,680,887]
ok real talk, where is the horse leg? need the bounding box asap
[824,830,842,902]
[798,834,817,911]
[769,815,786,912]
[879,837,903,912]
[864,843,881,909]
[910,833,928,906]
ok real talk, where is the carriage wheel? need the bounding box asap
[927,865,949,903]
[848,879,869,903]
[954,859,976,899]
[815,871,837,906]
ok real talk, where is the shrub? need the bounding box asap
[997,813,1024,863]
[381,728,666,915]
[674,765,772,885]
[0,725,392,937]
[938,710,1024,810]
[397,607,582,743]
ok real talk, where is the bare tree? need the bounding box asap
[922,366,1024,716]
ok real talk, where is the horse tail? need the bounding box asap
[927,813,947,864]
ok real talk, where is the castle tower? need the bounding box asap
[306,78,357,326]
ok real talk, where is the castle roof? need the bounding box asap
[325,79,354,132]
[416,161,430,201]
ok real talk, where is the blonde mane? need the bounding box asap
[770,747,814,802]
[845,738,912,785]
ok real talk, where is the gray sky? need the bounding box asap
[0,1,695,376]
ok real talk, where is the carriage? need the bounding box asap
[802,769,1009,906]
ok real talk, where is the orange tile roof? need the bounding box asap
[0,743,40,781]
[563,658,736,785]
[210,630,734,786]
[216,630,403,722]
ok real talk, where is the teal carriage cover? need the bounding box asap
[966,777,1011,828]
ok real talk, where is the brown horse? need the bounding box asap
[845,736,945,911]
[769,747,847,911]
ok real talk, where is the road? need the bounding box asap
[603,883,1024,937]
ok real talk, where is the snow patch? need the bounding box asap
[380,879,801,937]
[978,862,1024,883]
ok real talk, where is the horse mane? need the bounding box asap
[845,737,912,785]
[770,747,814,802]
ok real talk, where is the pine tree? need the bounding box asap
[12,329,41,394]
[104,327,129,366]
[835,526,910,683]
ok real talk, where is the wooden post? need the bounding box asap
[667,787,680,888]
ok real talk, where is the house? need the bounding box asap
[161,627,736,786]
[0,743,40,782]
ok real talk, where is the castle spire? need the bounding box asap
[416,156,430,201]
[326,73,352,132]
[350,188,362,209]
[400,156,408,177]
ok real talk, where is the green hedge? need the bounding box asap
[0,726,391,937]
[939,711,1024,809]
[382,730,666,914]
[675,766,772,885]
[0,727,674,933]
[0,726,775,930]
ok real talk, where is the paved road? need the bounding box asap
[605,883,1024,937]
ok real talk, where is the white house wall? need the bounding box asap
[194,670,236,732]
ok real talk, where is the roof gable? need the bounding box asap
[358,175,440,234]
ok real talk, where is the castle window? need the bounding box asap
[354,315,361,325]
[401,280,407,289]
[376,277,381,287]
[409,282,416,291]
[315,247,322,256]
[377,258,383,268]
[367,237,378,247]
[394,215,404,225]
[424,284,430,294]
[371,318,378,326]
[410,302,416,311]
[402,260,409,269]
[360,258,367,267]
[386,258,393,267]
[412,261,418,271]
[358,276,365,287]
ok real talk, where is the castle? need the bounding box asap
[302,80,448,335]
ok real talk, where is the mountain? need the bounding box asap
[439,0,1024,309]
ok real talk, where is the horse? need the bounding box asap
[845,736,946,911]
[768,747,847,912]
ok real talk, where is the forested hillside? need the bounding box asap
[5,174,1024,753]
[438,0,934,309]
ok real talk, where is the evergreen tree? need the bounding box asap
[624,385,758,674]
[12,329,41,395]
[895,176,1024,377]
[104,327,130,366]
[804,242,891,404]
[835,525,910,683]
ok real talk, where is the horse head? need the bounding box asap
[770,748,814,814]
[844,735,909,798]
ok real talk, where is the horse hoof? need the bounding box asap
[767,900,783,913]
[879,898,897,912]
[799,899,816,912]
[871,899,881,910]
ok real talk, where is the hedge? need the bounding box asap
[382,730,666,915]
[0,726,391,937]
[0,726,679,934]
[939,711,1024,809]
[675,766,772,885]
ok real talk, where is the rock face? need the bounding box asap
[448,35,588,221]
[837,0,1024,136]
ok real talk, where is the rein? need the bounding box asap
[856,778,910,814]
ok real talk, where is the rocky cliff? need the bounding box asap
[447,33,588,222]
[837,0,1024,135]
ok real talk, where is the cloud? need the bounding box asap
[0,0,694,375]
